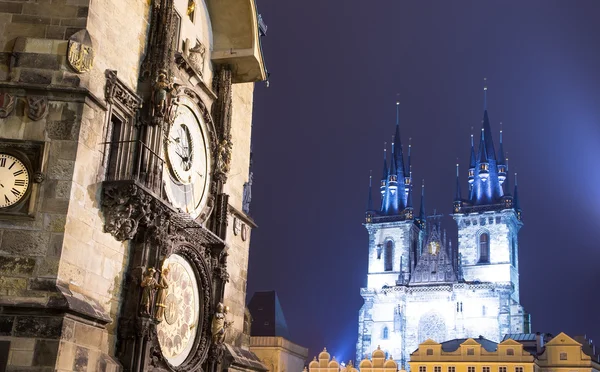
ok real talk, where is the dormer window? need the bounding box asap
[560,352,567,360]
[506,348,514,356]
[467,348,474,355]
[426,349,433,355]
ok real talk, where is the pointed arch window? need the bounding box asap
[384,241,393,271]
[478,232,490,263]
[511,238,517,267]
[382,326,389,339]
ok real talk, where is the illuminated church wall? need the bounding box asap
[357,94,528,369]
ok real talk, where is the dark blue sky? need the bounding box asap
[247,0,600,362]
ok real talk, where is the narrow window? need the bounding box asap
[384,240,393,271]
[467,348,475,355]
[506,348,514,356]
[511,238,517,267]
[173,11,182,52]
[482,305,486,316]
[382,327,389,340]
[479,233,490,263]
[560,352,567,360]
[106,115,123,181]
[426,349,433,356]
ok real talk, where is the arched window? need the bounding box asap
[382,326,389,339]
[478,233,490,263]
[384,241,393,271]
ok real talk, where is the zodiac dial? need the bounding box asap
[156,254,200,367]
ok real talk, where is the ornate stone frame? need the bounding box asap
[149,242,214,371]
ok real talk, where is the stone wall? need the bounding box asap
[250,336,309,372]
[366,221,415,289]
[223,82,255,346]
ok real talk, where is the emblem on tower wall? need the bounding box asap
[67,30,95,73]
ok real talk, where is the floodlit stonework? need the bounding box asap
[357,100,528,368]
[0,0,267,370]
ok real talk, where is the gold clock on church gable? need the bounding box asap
[163,96,212,219]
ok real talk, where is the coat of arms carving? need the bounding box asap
[67,29,95,73]
[188,40,206,76]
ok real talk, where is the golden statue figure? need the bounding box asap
[140,267,158,316]
[154,266,171,322]
[211,302,234,344]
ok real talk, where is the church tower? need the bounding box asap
[357,88,529,369]
[452,82,523,303]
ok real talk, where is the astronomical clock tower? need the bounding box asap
[0,0,267,371]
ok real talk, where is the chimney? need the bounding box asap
[535,332,543,354]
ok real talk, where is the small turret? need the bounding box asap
[366,171,374,223]
[497,124,507,184]
[454,163,462,213]
[416,180,426,229]
[405,141,412,201]
[380,144,388,211]
[468,133,475,188]
[514,172,522,220]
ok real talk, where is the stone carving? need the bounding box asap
[26,96,48,121]
[242,172,253,214]
[216,137,233,176]
[140,267,158,316]
[152,70,173,119]
[0,93,15,118]
[188,40,205,76]
[32,172,45,184]
[211,302,233,345]
[102,183,161,241]
[67,29,95,73]
[105,70,142,115]
[154,265,171,322]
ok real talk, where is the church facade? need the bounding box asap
[356,95,530,368]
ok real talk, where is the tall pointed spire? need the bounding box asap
[380,143,388,212]
[498,123,506,164]
[367,171,374,211]
[394,102,406,182]
[390,137,397,176]
[381,143,388,180]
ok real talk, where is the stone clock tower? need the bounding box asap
[0,0,267,371]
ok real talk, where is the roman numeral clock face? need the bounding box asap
[0,154,30,208]
[163,101,211,219]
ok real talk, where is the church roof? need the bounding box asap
[247,291,291,339]
[440,337,498,352]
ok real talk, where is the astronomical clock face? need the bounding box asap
[157,254,200,367]
[0,153,30,208]
[163,98,211,219]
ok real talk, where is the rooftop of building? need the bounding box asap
[247,290,291,340]
[439,336,499,353]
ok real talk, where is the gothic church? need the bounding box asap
[356,89,529,368]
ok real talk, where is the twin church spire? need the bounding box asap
[367,82,522,224]
[455,81,521,219]
[366,102,420,223]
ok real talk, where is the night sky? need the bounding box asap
[246,0,600,363]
